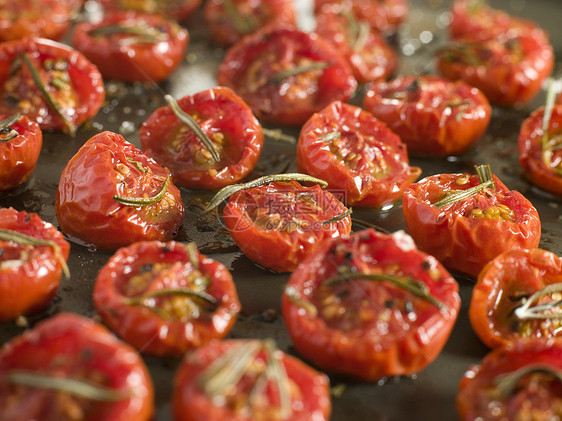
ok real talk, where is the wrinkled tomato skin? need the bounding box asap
[282,229,460,381]
[402,173,541,278]
[364,75,491,157]
[56,131,185,251]
[0,114,42,191]
[518,105,562,196]
[172,339,332,421]
[72,11,188,83]
[140,87,263,190]
[217,26,357,126]
[223,181,351,273]
[457,338,562,420]
[470,248,562,349]
[297,101,421,207]
[98,0,201,22]
[203,0,296,46]
[0,37,105,132]
[94,241,240,357]
[0,313,154,421]
[0,208,69,321]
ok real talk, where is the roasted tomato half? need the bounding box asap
[470,248,562,349]
[0,113,42,192]
[94,241,240,357]
[436,31,554,107]
[282,229,460,381]
[140,87,263,190]
[314,9,398,84]
[56,131,185,251]
[203,0,296,46]
[72,11,188,83]
[297,101,421,207]
[518,104,562,196]
[221,179,351,272]
[0,312,154,421]
[402,170,541,278]
[98,0,201,22]
[0,37,104,135]
[457,338,562,420]
[217,26,357,126]
[364,75,491,156]
[0,207,69,321]
[172,339,332,421]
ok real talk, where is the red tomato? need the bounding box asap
[457,338,562,420]
[297,101,421,207]
[71,11,188,83]
[217,26,357,126]
[56,131,185,251]
[172,339,332,421]
[140,87,263,190]
[203,0,296,46]
[0,312,154,421]
[0,37,105,134]
[0,113,42,191]
[222,180,351,272]
[314,9,398,84]
[0,207,69,321]
[470,248,562,349]
[98,0,201,22]
[402,171,541,277]
[518,104,562,196]
[94,241,240,357]
[282,229,460,381]
[364,75,491,156]
[436,31,554,107]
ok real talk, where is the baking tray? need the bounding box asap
[1,0,561,419]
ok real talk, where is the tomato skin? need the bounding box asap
[282,229,460,381]
[297,101,421,207]
[457,338,562,421]
[172,339,332,421]
[56,131,185,251]
[217,26,357,126]
[0,207,70,321]
[402,173,541,278]
[94,241,240,357]
[140,87,263,190]
[0,114,42,191]
[98,0,201,22]
[364,75,491,157]
[0,312,154,421]
[223,180,351,273]
[203,0,296,46]
[0,37,105,132]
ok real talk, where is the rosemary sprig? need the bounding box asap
[262,128,296,144]
[514,283,562,320]
[320,131,341,142]
[542,77,559,166]
[268,62,330,84]
[343,11,369,52]
[322,208,352,225]
[90,24,167,45]
[433,164,495,208]
[0,113,21,141]
[113,175,170,207]
[494,364,562,398]
[164,95,220,162]
[223,0,257,34]
[263,340,291,419]
[126,158,147,173]
[205,173,328,212]
[284,286,318,316]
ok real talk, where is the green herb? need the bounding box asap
[322,208,352,225]
[320,131,341,143]
[541,77,562,169]
[445,100,471,122]
[433,164,495,208]
[514,283,562,321]
[262,128,296,144]
[494,364,562,398]
[90,24,167,45]
[0,113,21,141]
[268,62,330,84]
[113,175,170,207]
[223,0,257,34]
[126,158,147,173]
[284,286,318,316]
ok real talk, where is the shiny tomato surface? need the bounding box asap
[402,172,541,277]
[94,241,240,357]
[0,207,69,321]
[0,113,42,191]
[457,338,562,420]
[140,87,263,189]
[217,26,357,126]
[470,248,562,349]
[56,131,185,251]
[297,101,421,207]
[0,313,154,421]
[223,180,351,272]
[203,0,296,46]
[518,104,562,196]
[72,11,188,83]
[98,0,201,22]
[282,229,460,381]
[172,339,332,421]
[364,75,491,156]
[0,37,105,133]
